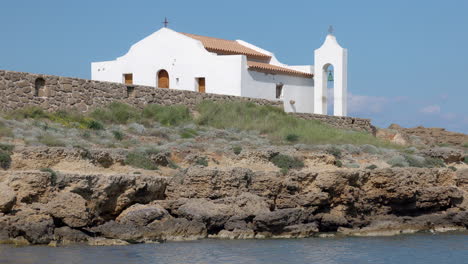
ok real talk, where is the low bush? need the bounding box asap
[463,142,468,148]
[232,145,242,155]
[180,128,198,139]
[366,164,378,170]
[40,168,58,185]
[142,104,192,126]
[196,101,397,147]
[448,166,457,172]
[285,133,299,143]
[335,160,343,167]
[112,130,125,141]
[38,134,66,147]
[8,107,49,120]
[125,151,158,170]
[194,156,208,167]
[0,121,13,137]
[8,108,104,130]
[463,156,468,164]
[0,150,11,170]
[0,143,14,153]
[91,102,140,124]
[270,154,304,171]
[327,146,342,158]
[424,157,446,168]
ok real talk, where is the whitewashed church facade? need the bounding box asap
[91,27,347,116]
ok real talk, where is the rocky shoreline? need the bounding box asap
[1,156,467,246]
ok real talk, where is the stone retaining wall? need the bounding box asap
[291,113,375,133]
[0,70,374,133]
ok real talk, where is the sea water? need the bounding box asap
[0,233,467,264]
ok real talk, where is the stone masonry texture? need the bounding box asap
[0,70,373,132]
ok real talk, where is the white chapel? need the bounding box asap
[91,27,348,116]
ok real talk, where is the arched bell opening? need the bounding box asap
[322,64,334,115]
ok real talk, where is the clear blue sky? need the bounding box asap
[1,0,467,133]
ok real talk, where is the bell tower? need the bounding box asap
[314,27,348,116]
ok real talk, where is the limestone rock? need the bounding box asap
[422,147,464,163]
[0,183,16,213]
[45,192,90,228]
[54,226,90,243]
[116,203,169,226]
[177,199,233,231]
[253,208,303,233]
[10,212,55,244]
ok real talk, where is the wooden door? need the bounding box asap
[124,74,133,85]
[198,78,205,93]
[158,70,169,88]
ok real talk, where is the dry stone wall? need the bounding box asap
[0,70,374,132]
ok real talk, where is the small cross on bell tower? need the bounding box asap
[162,17,169,28]
[328,25,334,35]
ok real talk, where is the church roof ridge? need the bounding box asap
[179,32,271,60]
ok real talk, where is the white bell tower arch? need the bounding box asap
[314,27,348,116]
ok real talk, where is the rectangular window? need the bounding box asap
[123,74,133,85]
[276,83,283,99]
[196,78,206,93]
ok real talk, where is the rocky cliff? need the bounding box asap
[1,148,467,245]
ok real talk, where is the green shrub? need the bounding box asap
[195,101,397,147]
[180,128,198,138]
[125,151,158,170]
[87,120,104,130]
[38,134,66,147]
[463,142,468,148]
[335,160,343,167]
[0,150,11,170]
[232,145,242,155]
[142,104,192,126]
[195,156,208,167]
[424,157,446,168]
[0,143,14,153]
[91,102,140,124]
[327,146,342,158]
[40,168,58,185]
[404,154,426,168]
[285,133,299,143]
[366,164,378,170]
[463,156,468,164]
[8,106,49,120]
[112,130,125,141]
[270,154,304,171]
[448,166,457,172]
[0,121,13,137]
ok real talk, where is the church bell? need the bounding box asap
[327,71,334,82]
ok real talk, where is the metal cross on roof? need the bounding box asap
[162,17,169,28]
[328,25,334,35]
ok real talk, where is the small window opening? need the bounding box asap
[126,86,135,98]
[123,74,133,85]
[275,83,283,99]
[35,78,46,97]
[196,78,206,93]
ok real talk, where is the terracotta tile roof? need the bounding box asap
[247,61,313,78]
[181,32,271,60]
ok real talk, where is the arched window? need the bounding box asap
[34,78,46,97]
[157,70,169,88]
[323,64,334,115]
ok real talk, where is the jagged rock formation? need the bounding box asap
[1,163,467,245]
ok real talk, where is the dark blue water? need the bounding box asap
[1,233,467,264]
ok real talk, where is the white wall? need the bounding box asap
[91,28,337,115]
[314,34,348,116]
[239,58,314,113]
[92,28,243,96]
